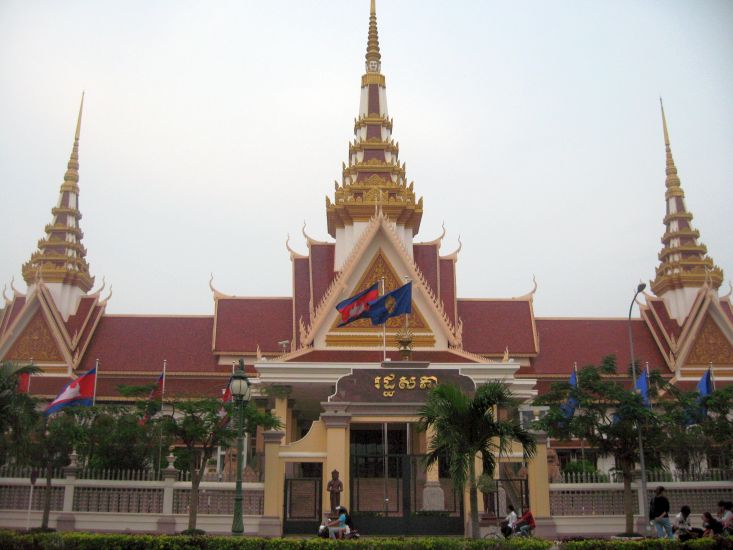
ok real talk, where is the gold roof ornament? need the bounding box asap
[22,93,94,292]
[325,0,423,237]
[651,99,723,295]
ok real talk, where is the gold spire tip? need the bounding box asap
[75,91,85,141]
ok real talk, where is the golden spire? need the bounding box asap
[365,0,381,73]
[22,93,94,292]
[651,99,722,295]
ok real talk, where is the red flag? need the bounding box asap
[17,373,31,394]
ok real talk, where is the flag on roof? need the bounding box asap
[560,366,579,420]
[634,365,650,408]
[336,283,379,327]
[17,372,31,394]
[696,367,714,416]
[139,369,166,426]
[366,282,412,326]
[44,367,96,416]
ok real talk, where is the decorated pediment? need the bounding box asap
[685,314,733,365]
[4,308,64,362]
[326,250,434,347]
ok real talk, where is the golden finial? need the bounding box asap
[365,0,381,72]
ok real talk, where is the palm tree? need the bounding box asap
[418,381,536,539]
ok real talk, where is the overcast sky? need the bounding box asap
[1,0,731,318]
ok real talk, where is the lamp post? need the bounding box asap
[627,283,649,528]
[230,360,251,536]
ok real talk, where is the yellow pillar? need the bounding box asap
[262,430,285,522]
[527,431,551,518]
[321,403,351,517]
[274,396,289,443]
[425,425,439,483]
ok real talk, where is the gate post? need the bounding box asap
[261,430,285,536]
[526,430,550,518]
[422,425,445,511]
[321,403,351,518]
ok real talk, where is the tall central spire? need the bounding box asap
[327,1,423,268]
[22,93,94,307]
[651,100,723,320]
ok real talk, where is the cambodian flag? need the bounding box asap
[44,367,97,416]
[147,372,165,402]
[336,283,379,326]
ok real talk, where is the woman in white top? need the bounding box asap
[674,505,703,541]
[501,505,518,538]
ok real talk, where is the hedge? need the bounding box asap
[0,532,730,550]
[0,532,552,550]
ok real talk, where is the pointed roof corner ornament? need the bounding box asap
[502,346,510,363]
[90,276,106,297]
[286,233,307,260]
[302,221,329,246]
[440,235,462,261]
[2,284,10,305]
[256,345,262,360]
[513,275,538,301]
[100,285,113,305]
[22,93,94,293]
[651,100,723,297]
[209,274,234,300]
[722,281,733,300]
[416,222,446,246]
[9,276,25,297]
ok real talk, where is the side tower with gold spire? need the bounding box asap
[327,0,423,269]
[21,93,95,319]
[650,100,723,321]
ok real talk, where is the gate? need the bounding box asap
[283,477,321,535]
[350,453,464,535]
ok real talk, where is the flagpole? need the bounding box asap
[645,362,653,413]
[92,358,99,406]
[162,359,167,399]
[709,362,716,391]
[381,277,386,362]
[157,359,167,477]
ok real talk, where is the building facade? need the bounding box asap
[1,0,732,537]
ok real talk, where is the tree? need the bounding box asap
[418,381,537,539]
[28,411,84,530]
[534,355,664,535]
[0,361,40,466]
[161,398,280,532]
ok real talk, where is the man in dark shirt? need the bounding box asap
[650,486,673,539]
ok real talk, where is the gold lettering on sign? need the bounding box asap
[372,374,439,398]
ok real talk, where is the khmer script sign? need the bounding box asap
[333,368,475,403]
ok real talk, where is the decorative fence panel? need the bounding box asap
[0,484,64,511]
[74,487,164,513]
[173,488,263,515]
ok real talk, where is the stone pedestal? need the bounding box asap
[421,481,445,511]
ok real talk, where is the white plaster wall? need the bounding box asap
[41,283,84,321]
[661,287,700,323]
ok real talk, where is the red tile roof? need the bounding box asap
[440,259,457,324]
[0,296,26,337]
[310,244,336,307]
[286,349,478,363]
[457,299,537,355]
[413,244,438,295]
[649,299,683,341]
[532,318,666,374]
[79,315,220,373]
[293,257,311,331]
[214,298,293,353]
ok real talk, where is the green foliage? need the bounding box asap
[0,532,559,549]
[418,381,537,539]
[0,361,41,465]
[561,460,598,475]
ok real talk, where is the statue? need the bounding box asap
[326,469,343,513]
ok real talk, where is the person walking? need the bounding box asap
[650,486,673,539]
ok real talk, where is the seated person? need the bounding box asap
[501,505,517,537]
[673,505,702,541]
[327,506,347,539]
[702,512,724,537]
[515,508,535,537]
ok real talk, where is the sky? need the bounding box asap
[1,0,731,318]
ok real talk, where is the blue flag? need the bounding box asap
[696,368,714,416]
[560,368,579,419]
[367,282,412,325]
[635,367,650,408]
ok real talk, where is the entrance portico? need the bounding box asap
[256,358,547,536]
